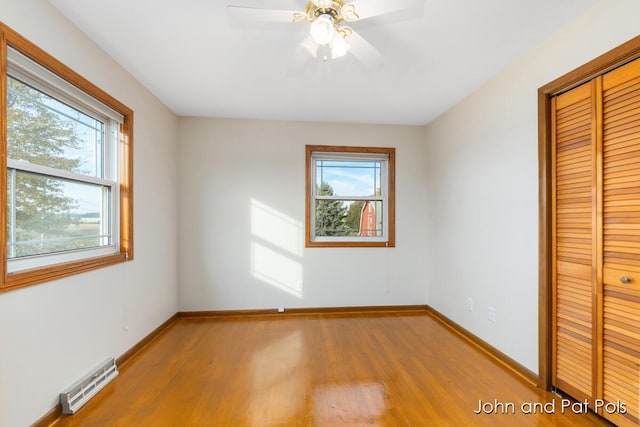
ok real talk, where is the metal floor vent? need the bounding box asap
[60,358,119,414]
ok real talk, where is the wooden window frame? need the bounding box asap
[0,23,133,292]
[305,145,395,248]
[538,34,640,389]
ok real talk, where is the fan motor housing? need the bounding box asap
[305,1,346,23]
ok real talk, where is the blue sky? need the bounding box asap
[316,160,381,197]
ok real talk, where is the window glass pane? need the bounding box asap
[315,200,383,237]
[7,170,110,258]
[6,76,104,178]
[315,160,382,197]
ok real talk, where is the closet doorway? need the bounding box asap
[539,35,640,427]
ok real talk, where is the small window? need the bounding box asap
[306,145,395,247]
[1,24,133,291]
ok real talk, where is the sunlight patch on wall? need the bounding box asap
[251,199,302,257]
[251,242,303,298]
[250,199,303,298]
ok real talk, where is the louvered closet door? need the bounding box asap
[602,58,640,427]
[552,81,597,403]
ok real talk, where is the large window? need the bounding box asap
[306,145,395,247]
[1,23,133,292]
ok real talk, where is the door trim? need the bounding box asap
[538,34,640,390]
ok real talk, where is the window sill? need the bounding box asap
[1,252,127,292]
[306,241,395,248]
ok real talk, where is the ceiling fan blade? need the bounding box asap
[226,5,299,24]
[287,36,319,75]
[300,35,320,58]
[347,30,384,69]
[347,0,424,22]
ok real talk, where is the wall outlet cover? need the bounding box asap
[466,297,474,312]
[488,306,496,322]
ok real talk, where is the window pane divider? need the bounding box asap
[10,234,112,247]
[311,153,388,162]
[314,195,384,201]
[7,159,115,187]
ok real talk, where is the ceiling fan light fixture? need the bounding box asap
[310,14,335,45]
[340,4,359,21]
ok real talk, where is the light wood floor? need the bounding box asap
[53,312,611,426]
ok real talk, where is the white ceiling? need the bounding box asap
[48,0,596,125]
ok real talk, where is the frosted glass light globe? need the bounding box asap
[310,14,335,45]
[330,33,350,58]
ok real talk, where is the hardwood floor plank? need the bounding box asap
[52,313,611,426]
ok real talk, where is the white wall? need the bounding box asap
[424,0,640,373]
[0,2,179,426]
[178,118,427,311]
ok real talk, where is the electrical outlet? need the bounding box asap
[488,306,496,322]
[466,297,474,312]
[277,307,285,313]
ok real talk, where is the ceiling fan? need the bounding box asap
[227,0,424,67]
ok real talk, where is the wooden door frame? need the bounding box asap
[538,34,640,390]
